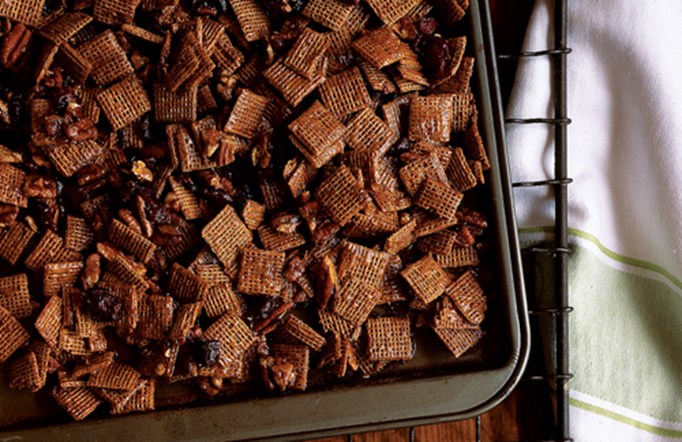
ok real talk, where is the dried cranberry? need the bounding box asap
[192,340,221,367]
[418,17,439,35]
[28,200,56,232]
[84,288,124,322]
[422,35,452,83]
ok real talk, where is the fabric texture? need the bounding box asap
[506,0,682,440]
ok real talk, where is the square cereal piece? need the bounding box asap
[264,57,327,107]
[202,205,253,274]
[398,152,448,195]
[87,362,141,391]
[57,44,93,85]
[153,82,197,123]
[359,60,396,94]
[365,0,422,25]
[285,157,317,198]
[71,352,115,378]
[303,0,354,31]
[241,199,265,230]
[0,0,44,27]
[352,27,402,69]
[419,230,457,255]
[184,44,215,91]
[237,248,285,297]
[284,28,329,80]
[35,296,61,348]
[337,240,391,288]
[94,0,138,25]
[413,210,458,237]
[98,75,151,131]
[109,219,156,264]
[378,254,407,304]
[270,344,310,391]
[334,277,380,326]
[25,230,81,272]
[9,351,42,392]
[288,101,345,169]
[204,313,256,356]
[315,166,363,226]
[47,140,104,177]
[433,325,483,358]
[384,219,416,254]
[43,262,83,298]
[211,33,244,75]
[445,270,486,325]
[94,378,145,409]
[230,0,270,42]
[437,0,466,25]
[78,30,134,86]
[463,120,489,169]
[121,23,164,44]
[345,108,398,154]
[168,263,207,303]
[194,263,229,288]
[167,125,204,173]
[165,36,201,92]
[451,92,472,132]
[318,308,360,340]
[0,164,27,208]
[137,294,174,340]
[197,84,218,114]
[204,282,243,318]
[400,255,449,304]
[446,147,477,192]
[51,387,103,421]
[0,274,31,319]
[433,56,474,94]
[414,178,462,221]
[408,95,453,143]
[319,67,371,118]
[40,12,92,45]
[65,216,95,252]
[169,177,202,221]
[366,316,413,361]
[0,222,34,265]
[435,246,479,269]
[223,89,268,139]
[257,225,306,252]
[282,315,326,351]
[59,329,91,356]
[111,378,155,414]
[169,302,202,340]
[0,306,30,363]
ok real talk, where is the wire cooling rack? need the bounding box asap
[492,0,573,440]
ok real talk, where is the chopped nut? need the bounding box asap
[132,160,154,182]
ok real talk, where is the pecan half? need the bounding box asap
[0,203,19,227]
[23,175,57,200]
[315,256,338,310]
[1,24,31,69]
[82,253,101,290]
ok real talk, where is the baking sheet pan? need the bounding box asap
[0,0,529,439]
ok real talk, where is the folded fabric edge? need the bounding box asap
[520,226,682,293]
[570,390,682,439]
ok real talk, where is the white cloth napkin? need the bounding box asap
[506,0,682,440]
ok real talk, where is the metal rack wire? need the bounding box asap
[490,0,573,440]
